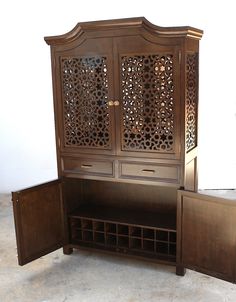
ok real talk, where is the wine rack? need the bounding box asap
[69,204,176,263]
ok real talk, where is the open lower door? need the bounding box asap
[177,190,236,283]
[12,179,65,265]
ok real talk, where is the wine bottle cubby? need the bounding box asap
[69,205,176,262]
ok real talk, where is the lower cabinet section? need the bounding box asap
[12,177,236,283]
[68,204,176,263]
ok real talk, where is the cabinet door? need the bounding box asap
[114,35,181,159]
[177,190,236,282]
[12,180,65,265]
[54,38,116,155]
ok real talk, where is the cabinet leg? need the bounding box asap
[176,265,186,276]
[63,246,73,255]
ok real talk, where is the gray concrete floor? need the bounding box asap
[1,194,236,302]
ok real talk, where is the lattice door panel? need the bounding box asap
[61,56,112,150]
[186,53,198,152]
[120,54,176,153]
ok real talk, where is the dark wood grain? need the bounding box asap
[82,179,177,213]
[12,180,64,265]
[177,190,236,283]
[70,204,176,230]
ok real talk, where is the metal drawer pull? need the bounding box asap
[142,169,155,174]
[114,100,120,106]
[81,164,93,168]
[108,101,114,106]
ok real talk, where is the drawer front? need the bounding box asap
[120,162,180,183]
[63,157,114,176]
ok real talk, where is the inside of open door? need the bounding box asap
[177,190,236,283]
[12,179,65,265]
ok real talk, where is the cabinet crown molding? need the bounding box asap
[44,17,203,45]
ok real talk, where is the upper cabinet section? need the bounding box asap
[45,18,203,183]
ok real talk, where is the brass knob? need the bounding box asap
[114,100,120,106]
[108,101,114,106]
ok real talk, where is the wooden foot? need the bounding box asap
[63,246,73,255]
[176,265,186,276]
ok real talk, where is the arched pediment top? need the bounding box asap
[44,17,203,46]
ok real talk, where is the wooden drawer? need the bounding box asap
[119,162,180,183]
[63,157,114,177]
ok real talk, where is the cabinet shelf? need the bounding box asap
[69,204,176,263]
[70,204,176,231]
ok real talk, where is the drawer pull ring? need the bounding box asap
[114,100,120,106]
[142,169,155,174]
[81,164,93,168]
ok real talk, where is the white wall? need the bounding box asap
[0,0,236,192]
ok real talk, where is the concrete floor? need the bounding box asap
[1,194,236,302]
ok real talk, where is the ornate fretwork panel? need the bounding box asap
[186,53,198,152]
[61,56,111,149]
[121,54,175,152]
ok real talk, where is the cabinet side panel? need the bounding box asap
[185,53,198,153]
[185,156,197,191]
[183,46,199,190]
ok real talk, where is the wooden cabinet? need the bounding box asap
[11,17,236,283]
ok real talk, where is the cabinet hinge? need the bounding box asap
[12,192,20,203]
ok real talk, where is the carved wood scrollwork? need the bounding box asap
[186,53,198,152]
[61,56,111,149]
[121,54,175,152]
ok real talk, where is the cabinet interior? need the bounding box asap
[64,177,177,263]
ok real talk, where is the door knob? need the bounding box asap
[108,100,119,106]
